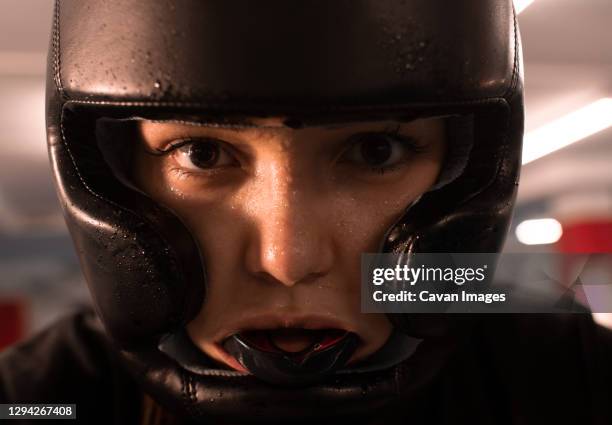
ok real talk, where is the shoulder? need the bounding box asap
[0,309,141,423]
[475,314,612,422]
[0,309,107,403]
[480,313,612,351]
[476,313,612,369]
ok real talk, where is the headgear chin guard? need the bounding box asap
[46,0,523,422]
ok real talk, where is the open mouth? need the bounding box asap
[235,328,351,362]
[220,327,359,385]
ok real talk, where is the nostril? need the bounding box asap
[252,270,327,288]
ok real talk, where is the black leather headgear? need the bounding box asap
[46,0,523,422]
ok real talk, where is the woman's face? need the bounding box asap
[133,117,446,371]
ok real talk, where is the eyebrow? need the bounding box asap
[146,117,370,131]
[144,117,419,136]
[147,119,260,132]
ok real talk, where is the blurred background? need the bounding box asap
[0,0,611,349]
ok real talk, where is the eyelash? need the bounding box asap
[150,129,424,177]
[151,137,202,155]
[148,137,233,178]
[347,127,424,175]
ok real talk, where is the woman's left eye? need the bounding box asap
[340,132,419,172]
[172,139,238,171]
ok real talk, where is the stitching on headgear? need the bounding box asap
[180,369,189,408]
[503,6,521,100]
[53,0,65,97]
[64,97,510,114]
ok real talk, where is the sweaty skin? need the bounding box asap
[132,117,446,371]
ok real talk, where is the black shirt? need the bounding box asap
[0,310,141,424]
[1,310,612,424]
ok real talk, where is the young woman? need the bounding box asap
[1,1,611,424]
[131,116,446,375]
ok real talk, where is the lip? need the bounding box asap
[213,313,357,343]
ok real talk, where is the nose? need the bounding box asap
[244,164,334,287]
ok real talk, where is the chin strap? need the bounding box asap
[222,331,359,386]
[158,328,421,382]
[119,329,438,424]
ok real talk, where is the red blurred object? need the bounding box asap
[558,221,612,253]
[556,220,612,297]
[0,300,26,350]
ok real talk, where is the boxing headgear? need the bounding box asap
[47,0,523,422]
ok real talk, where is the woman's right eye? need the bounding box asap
[171,139,238,171]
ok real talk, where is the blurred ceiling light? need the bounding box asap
[522,98,612,164]
[516,218,563,246]
[514,0,535,14]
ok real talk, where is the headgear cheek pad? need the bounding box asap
[46,0,523,421]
